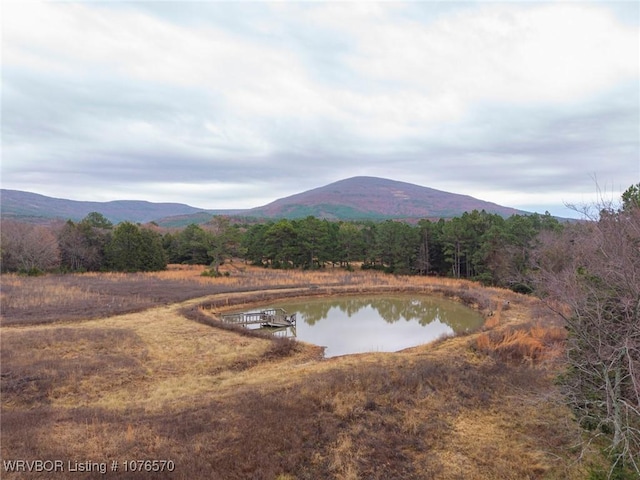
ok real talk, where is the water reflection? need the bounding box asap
[297,296,479,330]
[240,295,484,358]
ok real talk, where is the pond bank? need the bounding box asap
[2,268,598,479]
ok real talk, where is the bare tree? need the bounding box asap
[56,220,107,271]
[532,198,640,477]
[1,221,61,272]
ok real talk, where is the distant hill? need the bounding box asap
[1,177,527,225]
[243,176,524,220]
[0,189,220,224]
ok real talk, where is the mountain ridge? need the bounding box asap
[1,177,527,225]
[0,189,224,224]
[245,176,523,220]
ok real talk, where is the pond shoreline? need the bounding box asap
[210,293,485,357]
[3,267,595,479]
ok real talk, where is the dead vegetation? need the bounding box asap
[1,265,602,479]
[1,263,499,326]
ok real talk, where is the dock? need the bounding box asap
[221,308,297,329]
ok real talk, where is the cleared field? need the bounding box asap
[1,265,600,479]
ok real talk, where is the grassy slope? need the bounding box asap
[1,266,599,479]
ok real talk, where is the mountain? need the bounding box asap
[0,189,220,224]
[1,177,526,225]
[243,176,524,220]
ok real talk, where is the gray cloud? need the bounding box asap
[1,1,638,215]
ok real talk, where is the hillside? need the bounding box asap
[245,176,524,220]
[0,189,219,224]
[1,177,526,225]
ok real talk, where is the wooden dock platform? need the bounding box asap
[221,308,297,328]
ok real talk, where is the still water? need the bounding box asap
[240,295,484,357]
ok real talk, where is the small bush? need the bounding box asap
[201,268,231,277]
[473,323,566,364]
[510,283,533,295]
[264,336,299,359]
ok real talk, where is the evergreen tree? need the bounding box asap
[169,224,214,264]
[242,223,268,266]
[105,222,144,272]
[139,228,167,271]
[205,216,242,274]
[373,220,418,273]
[263,220,298,268]
[336,222,365,269]
[621,183,640,212]
[82,211,113,229]
[296,216,332,269]
[442,216,470,278]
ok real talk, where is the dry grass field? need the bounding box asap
[1,264,603,479]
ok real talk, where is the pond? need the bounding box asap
[235,295,484,357]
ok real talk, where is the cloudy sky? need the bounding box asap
[2,1,639,217]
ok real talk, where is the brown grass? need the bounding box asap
[1,262,500,326]
[474,316,567,365]
[0,266,599,479]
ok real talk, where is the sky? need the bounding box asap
[2,0,639,218]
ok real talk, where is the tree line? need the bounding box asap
[240,211,561,288]
[1,209,562,289]
[1,213,167,274]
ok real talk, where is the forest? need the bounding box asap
[1,209,562,291]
